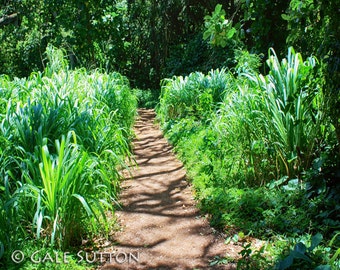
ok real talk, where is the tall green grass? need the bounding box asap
[248,47,322,178]
[159,47,324,186]
[0,46,137,261]
[157,47,339,267]
[158,68,232,123]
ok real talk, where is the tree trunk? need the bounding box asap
[0,13,19,27]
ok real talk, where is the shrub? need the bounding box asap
[0,46,137,262]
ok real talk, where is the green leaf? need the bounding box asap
[329,247,340,265]
[36,210,43,239]
[232,234,239,243]
[227,28,237,39]
[210,259,219,266]
[294,242,307,254]
[308,233,323,251]
[220,39,228,48]
[267,176,288,189]
[72,194,93,217]
[291,249,312,263]
[238,231,245,239]
[215,4,222,14]
[328,232,340,247]
[51,210,59,247]
[224,237,231,244]
[278,255,294,270]
[203,30,211,40]
[281,14,291,21]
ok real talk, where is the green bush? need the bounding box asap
[158,68,232,123]
[0,46,137,263]
[133,88,159,108]
[158,46,339,266]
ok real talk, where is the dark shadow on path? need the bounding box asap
[100,109,239,270]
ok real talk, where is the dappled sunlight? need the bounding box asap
[100,109,241,270]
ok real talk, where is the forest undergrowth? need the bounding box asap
[157,47,340,269]
[0,47,137,269]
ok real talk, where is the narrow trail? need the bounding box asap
[101,109,241,270]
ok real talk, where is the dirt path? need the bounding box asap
[100,109,241,269]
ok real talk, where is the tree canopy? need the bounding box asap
[0,0,339,133]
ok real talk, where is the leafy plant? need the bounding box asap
[24,131,113,248]
[277,233,340,270]
[252,47,322,178]
[158,68,232,123]
[203,4,241,48]
[158,46,338,268]
[0,47,137,264]
[133,88,159,108]
[237,243,271,270]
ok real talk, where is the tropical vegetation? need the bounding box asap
[1,0,339,269]
[158,47,339,268]
[0,46,136,268]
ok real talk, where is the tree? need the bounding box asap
[0,0,129,77]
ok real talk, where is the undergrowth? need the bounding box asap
[0,46,137,268]
[157,47,340,269]
[133,88,159,108]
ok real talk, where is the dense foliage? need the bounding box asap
[1,1,338,99]
[1,0,339,268]
[157,48,340,268]
[0,0,129,75]
[1,1,338,133]
[0,47,136,267]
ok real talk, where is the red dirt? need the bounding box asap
[99,109,242,270]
